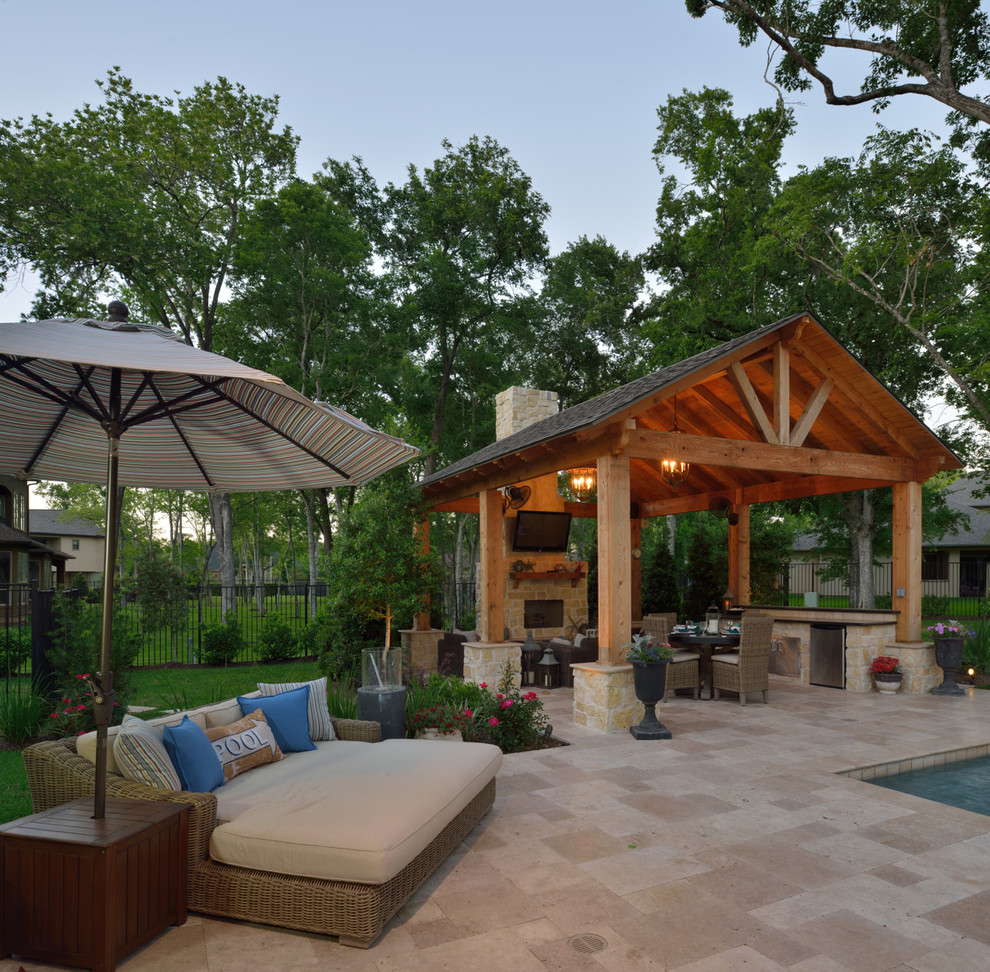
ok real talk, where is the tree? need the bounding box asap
[764,127,990,428]
[383,136,550,474]
[321,478,442,675]
[641,519,682,616]
[528,236,650,408]
[0,70,298,612]
[686,2,990,127]
[683,519,728,621]
[645,87,801,361]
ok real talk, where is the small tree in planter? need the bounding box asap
[321,478,442,736]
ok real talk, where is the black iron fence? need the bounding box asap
[1,583,333,674]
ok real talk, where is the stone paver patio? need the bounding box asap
[6,677,990,971]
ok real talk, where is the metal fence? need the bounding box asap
[2,583,333,673]
[777,562,984,618]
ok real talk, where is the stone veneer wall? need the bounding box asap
[572,664,640,732]
[771,613,941,694]
[504,569,588,641]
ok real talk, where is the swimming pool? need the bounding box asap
[867,754,990,817]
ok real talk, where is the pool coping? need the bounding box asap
[840,742,990,780]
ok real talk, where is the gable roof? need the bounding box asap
[420,312,961,515]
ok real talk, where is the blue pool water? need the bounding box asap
[868,755,990,817]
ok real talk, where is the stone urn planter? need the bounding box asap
[629,661,672,740]
[932,637,966,696]
[873,673,902,695]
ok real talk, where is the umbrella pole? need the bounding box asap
[93,425,121,819]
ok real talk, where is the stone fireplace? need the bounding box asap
[496,387,588,640]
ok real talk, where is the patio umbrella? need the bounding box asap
[0,304,419,816]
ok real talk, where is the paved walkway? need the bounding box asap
[7,678,990,971]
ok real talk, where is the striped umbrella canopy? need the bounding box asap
[0,309,419,817]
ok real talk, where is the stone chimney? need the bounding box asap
[495,387,558,440]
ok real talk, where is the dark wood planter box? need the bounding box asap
[0,797,188,972]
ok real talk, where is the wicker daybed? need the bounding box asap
[23,712,500,948]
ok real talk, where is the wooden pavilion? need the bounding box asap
[417,313,961,718]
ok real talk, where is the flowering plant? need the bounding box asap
[926,620,976,638]
[406,704,473,735]
[869,656,902,676]
[467,663,549,752]
[624,633,675,664]
[47,673,120,736]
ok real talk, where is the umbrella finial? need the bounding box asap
[106,301,129,323]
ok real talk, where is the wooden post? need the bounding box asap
[597,453,631,664]
[630,516,642,623]
[892,480,923,642]
[414,518,431,631]
[728,498,751,605]
[478,488,505,642]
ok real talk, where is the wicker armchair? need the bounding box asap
[663,650,701,702]
[641,613,676,642]
[712,613,774,704]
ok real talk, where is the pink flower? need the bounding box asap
[465,710,473,718]
[479,682,487,689]
[496,693,504,700]
[488,717,499,727]
[500,699,513,709]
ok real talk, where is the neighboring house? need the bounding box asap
[29,509,105,587]
[791,474,990,601]
[0,475,70,602]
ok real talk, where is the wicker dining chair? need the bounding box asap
[712,613,775,704]
[641,613,676,642]
[662,650,701,702]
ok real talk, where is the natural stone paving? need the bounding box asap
[6,678,990,971]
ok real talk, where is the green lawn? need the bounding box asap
[0,749,32,823]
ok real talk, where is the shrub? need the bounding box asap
[465,663,549,753]
[407,705,473,736]
[46,590,139,724]
[200,610,245,665]
[0,684,49,745]
[257,613,298,662]
[1,627,31,675]
[922,594,951,619]
[46,672,123,737]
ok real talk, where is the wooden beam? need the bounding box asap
[790,377,834,448]
[625,429,917,482]
[431,497,481,513]
[728,361,778,444]
[892,481,923,642]
[728,497,750,605]
[637,475,895,518]
[774,341,790,445]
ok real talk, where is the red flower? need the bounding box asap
[488,717,499,727]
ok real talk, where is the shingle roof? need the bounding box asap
[29,510,105,537]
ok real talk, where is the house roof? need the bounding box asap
[934,475,990,548]
[0,521,71,558]
[29,510,105,537]
[420,312,961,516]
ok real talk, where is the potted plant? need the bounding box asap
[869,655,903,695]
[926,620,975,696]
[624,633,675,740]
[406,705,473,741]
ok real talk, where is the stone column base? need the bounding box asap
[572,662,639,732]
[464,642,522,690]
[846,640,940,693]
[400,628,444,675]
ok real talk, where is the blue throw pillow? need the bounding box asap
[162,715,224,792]
[237,685,315,753]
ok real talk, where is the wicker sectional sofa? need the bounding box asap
[22,692,502,948]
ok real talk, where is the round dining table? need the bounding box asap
[668,631,740,699]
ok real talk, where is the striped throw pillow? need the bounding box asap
[113,714,182,790]
[257,676,335,741]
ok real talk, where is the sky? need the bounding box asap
[0,0,953,321]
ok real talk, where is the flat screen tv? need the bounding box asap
[512,510,572,553]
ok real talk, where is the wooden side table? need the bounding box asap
[0,797,188,972]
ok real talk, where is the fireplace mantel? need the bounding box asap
[510,570,585,589]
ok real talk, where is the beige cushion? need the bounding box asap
[670,651,701,664]
[202,697,253,729]
[713,652,741,666]
[209,739,502,885]
[205,709,283,781]
[77,709,208,773]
